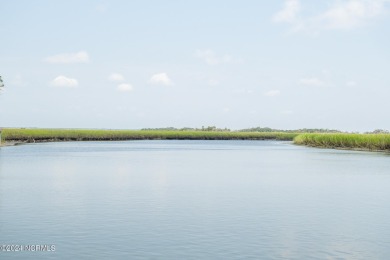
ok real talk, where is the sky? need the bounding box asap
[1,0,390,132]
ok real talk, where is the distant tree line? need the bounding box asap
[238,127,341,133]
[365,129,389,134]
[141,126,231,132]
[142,126,344,133]
[0,76,4,90]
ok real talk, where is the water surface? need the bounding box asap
[1,141,390,259]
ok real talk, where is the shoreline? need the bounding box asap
[293,133,390,153]
[1,137,291,146]
[1,129,390,153]
[295,143,390,153]
[0,129,298,144]
[1,141,26,147]
[2,138,390,154]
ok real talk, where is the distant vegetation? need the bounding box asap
[238,127,341,133]
[142,126,342,133]
[142,126,231,132]
[0,76,4,90]
[294,133,390,151]
[365,129,390,134]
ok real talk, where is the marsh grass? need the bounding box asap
[1,128,298,143]
[294,133,390,151]
[3,129,390,151]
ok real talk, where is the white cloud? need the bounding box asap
[44,51,89,64]
[264,90,281,97]
[273,0,389,32]
[108,73,125,82]
[149,73,173,86]
[195,49,236,65]
[300,77,325,87]
[318,0,386,29]
[117,83,133,92]
[50,75,78,87]
[273,0,301,23]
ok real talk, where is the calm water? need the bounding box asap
[1,140,390,259]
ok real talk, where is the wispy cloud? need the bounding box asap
[44,51,89,64]
[273,0,389,32]
[318,0,387,29]
[264,90,281,97]
[273,0,301,23]
[299,77,325,87]
[108,73,125,82]
[117,83,133,92]
[149,73,173,86]
[50,75,78,87]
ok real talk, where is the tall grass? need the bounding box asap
[294,133,390,151]
[3,129,390,151]
[1,128,299,142]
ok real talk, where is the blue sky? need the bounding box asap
[1,0,390,131]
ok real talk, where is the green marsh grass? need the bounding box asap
[1,128,298,143]
[3,129,390,151]
[294,133,390,151]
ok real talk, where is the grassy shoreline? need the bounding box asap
[0,128,298,144]
[294,133,390,152]
[2,129,390,152]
